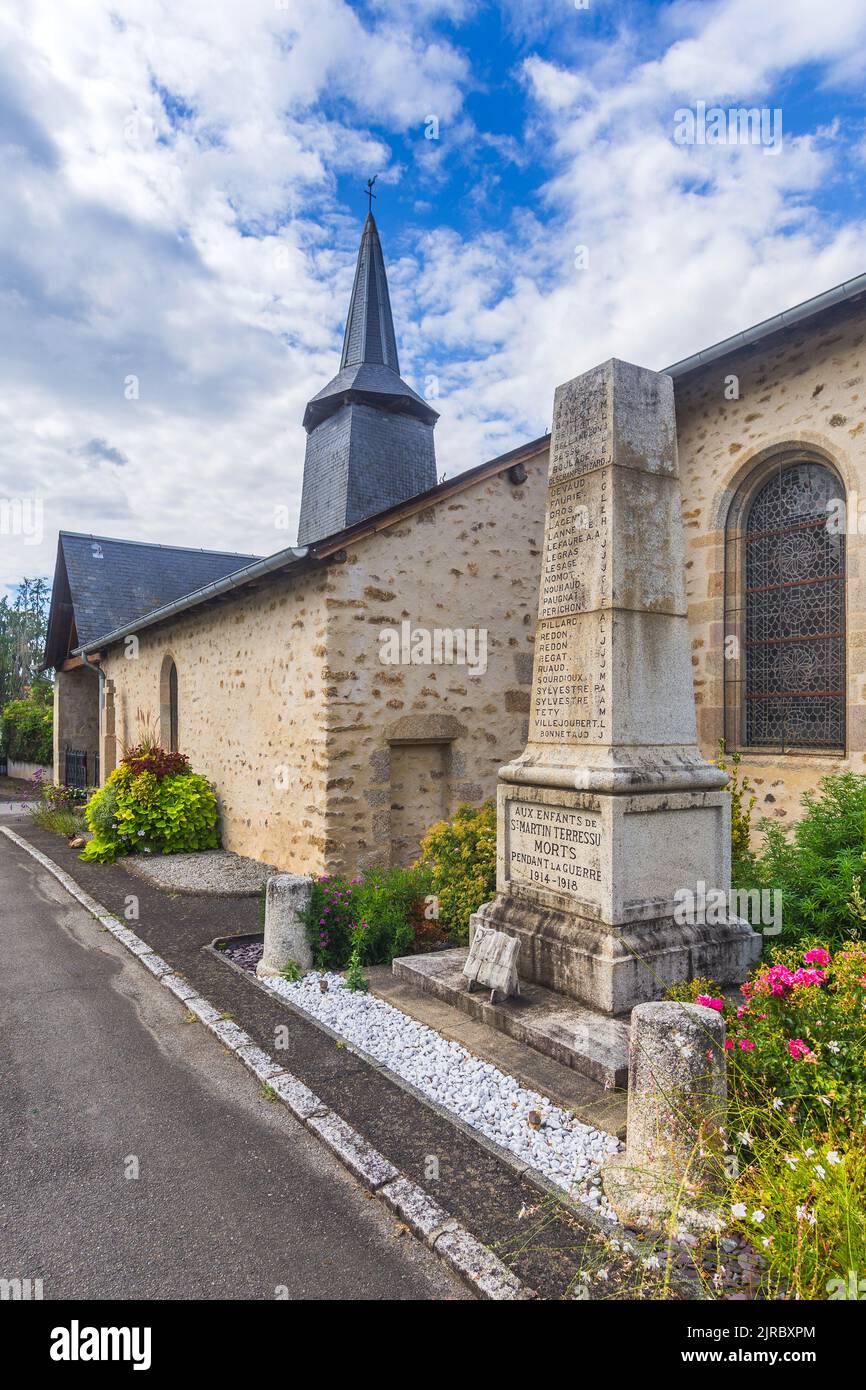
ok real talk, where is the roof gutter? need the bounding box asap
[664,271,866,378]
[74,544,312,657]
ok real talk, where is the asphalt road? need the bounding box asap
[0,830,465,1300]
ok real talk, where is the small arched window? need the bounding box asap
[732,460,846,751]
[159,656,179,753]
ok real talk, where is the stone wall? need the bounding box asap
[674,298,866,829]
[100,450,549,873]
[53,666,100,785]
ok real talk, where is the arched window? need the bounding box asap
[159,656,179,753]
[727,460,846,752]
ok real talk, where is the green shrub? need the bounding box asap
[1,695,52,764]
[303,864,431,969]
[416,800,496,942]
[80,753,219,863]
[754,772,866,942]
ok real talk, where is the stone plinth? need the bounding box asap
[256,874,313,978]
[602,1001,727,1235]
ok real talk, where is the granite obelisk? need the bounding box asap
[470,359,761,1016]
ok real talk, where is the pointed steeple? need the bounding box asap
[340,212,400,372]
[297,211,439,546]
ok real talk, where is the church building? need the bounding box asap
[44,213,866,872]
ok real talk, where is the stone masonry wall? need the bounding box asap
[674,298,866,830]
[100,451,549,873]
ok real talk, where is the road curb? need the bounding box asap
[1,827,536,1301]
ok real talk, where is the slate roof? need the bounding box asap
[341,211,401,372]
[44,532,260,668]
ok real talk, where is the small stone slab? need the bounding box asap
[271,1072,328,1120]
[379,1177,455,1242]
[432,1227,532,1301]
[185,996,222,1025]
[138,952,172,978]
[307,1112,399,1190]
[463,925,520,1000]
[208,1018,253,1051]
[162,973,198,1002]
[236,1044,285,1082]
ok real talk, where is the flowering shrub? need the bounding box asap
[668,946,866,1298]
[79,750,219,863]
[303,865,432,969]
[416,800,496,942]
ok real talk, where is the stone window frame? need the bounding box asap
[722,446,847,757]
[159,653,179,753]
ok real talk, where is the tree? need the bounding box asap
[0,577,51,708]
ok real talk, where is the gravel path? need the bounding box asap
[123,849,277,896]
[261,969,622,1216]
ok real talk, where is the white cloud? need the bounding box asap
[1,0,865,594]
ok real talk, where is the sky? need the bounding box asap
[2,0,866,591]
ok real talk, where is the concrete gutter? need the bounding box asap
[664,271,866,378]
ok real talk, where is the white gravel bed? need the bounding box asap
[123,849,277,896]
[263,970,622,1216]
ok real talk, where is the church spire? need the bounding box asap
[297,209,439,547]
[340,212,400,374]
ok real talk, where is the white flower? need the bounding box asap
[736,1131,752,1146]
[828,1041,841,1054]
[814,1165,826,1180]
[827,1150,841,1166]
[772,1098,784,1110]
[804,1147,815,1157]
[752,1209,765,1224]
[796,1205,808,1221]
[731,1202,747,1219]
[643,1255,661,1270]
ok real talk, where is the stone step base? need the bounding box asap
[392,948,631,1091]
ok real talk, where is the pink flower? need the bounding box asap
[804,948,831,967]
[788,1038,812,1060]
[738,1039,756,1051]
[696,995,724,1012]
[724,1039,734,1051]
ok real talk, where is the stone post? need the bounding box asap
[602,1001,727,1235]
[256,874,314,978]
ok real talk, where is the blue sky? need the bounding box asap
[1,0,866,590]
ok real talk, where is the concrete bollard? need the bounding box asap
[602,1001,727,1236]
[256,874,314,979]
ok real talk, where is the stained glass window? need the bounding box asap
[743,463,845,750]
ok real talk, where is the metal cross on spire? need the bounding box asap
[364,174,378,215]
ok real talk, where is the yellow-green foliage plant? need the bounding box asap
[80,745,219,863]
[416,800,496,942]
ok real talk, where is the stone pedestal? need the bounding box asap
[602,1001,727,1235]
[256,874,313,978]
[477,359,760,1014]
